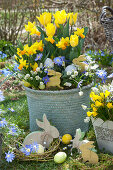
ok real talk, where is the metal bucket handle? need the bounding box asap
[100,6,113,22]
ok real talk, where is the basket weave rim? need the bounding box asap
[24,81,94,95]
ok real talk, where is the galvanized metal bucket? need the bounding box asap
[24,82,93,136]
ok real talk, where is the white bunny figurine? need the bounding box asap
[72,128,89,151]
[23,114,59,148]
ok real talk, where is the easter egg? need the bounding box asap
[23,80,31,87]
[39,84,45,90]
[54,152,67,164]
[37,144,44,154]
[62,134,72,144]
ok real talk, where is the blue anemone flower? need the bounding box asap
[53,57,63,66]
[22,145,32,156]
[8,126,17,136]
[42,75,49,84]
[35,53,43,61]
[0,118,7,128]
[5,151,15,162]
[96,69,107,79]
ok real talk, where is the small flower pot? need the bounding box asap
[92,117,113,154]
[24,82,93,136]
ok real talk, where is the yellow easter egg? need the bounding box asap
[37,144,44,154]
[23,80,31,87]
[62,134,72,144]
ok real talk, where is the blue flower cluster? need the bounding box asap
[0,51,7,61]
[20,142,39,156]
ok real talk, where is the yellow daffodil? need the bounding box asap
[87,111,92,117]
[18,59,26,70]
[70,34,78,47]
[56,37,70,50]
[36,12,51,26]
[67,12,78,25]
[107,103,113,109]
[95,101,103,107]
[45,36,55,44]
[92,112,98,117]
[53,10,67,27]
[32,62,38,71]
[74,28,85,39]
[17,48,22,57]
[91,103,94,108]
[93,107,97,112]
[45,23,56,37]
[100,92,105,99]
[105,90,110,98]
[25,22,40,36]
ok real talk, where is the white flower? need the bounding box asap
[84,117,90,123]
[71,74,75,78]
[67,71,71,75]
[91,87,99,93]
[40,82,44,85]
[81,104,87,110]
[30,77,33,80]
[36,67,40,72]
[35,76,40,80]
[34,71,37,75]
[44,58,54,68]
[85,72,89,76]
[79,91,83,96]
[30,70,34,75]
[64,82,72,87]
[65,65,77,74]
[85,55,92,61]
[39,63,43,68]
[24,74,30,80]
[90,64,99,70]
[85,65,89,70]
[74,71,78,76]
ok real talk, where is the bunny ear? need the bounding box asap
[36,119,45,129]
[43,114,50,127]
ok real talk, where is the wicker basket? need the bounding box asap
[15,138,60,162]
[24,82,93,136]
[100,6,113,50]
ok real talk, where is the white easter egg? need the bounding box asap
[44,58,54,68]
[65,65,77,74]
[54,152,67,164]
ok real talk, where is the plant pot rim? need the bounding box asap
[24,81,94,95]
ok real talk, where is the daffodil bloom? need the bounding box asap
[45,36,55,44]
[36,12,51,26]
[17,48,22,57]
[93,107,97,112]
[87,111,92,117]
[95,101,103,107]
[100,92,105,99]
[74,28,85,39]
[18,59,27,70]
[32,62,38,71]
[105,90,110,98]
[70,34,78,47]
[92,111,98,117]
[45,23,56,37]
[107,103,113,109]
[25,22,40,36]
[67,12,78,25]
[56,37,70,50]
[53,10,67,27]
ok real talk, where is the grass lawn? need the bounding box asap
[1,91,113,170]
